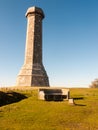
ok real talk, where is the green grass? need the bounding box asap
[0,88,98,130]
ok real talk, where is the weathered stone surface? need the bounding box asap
[68,98,75,105]
[16,7,49,87]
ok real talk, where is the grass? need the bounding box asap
[0,88,98,130]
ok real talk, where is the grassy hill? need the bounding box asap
[0,87,98,130]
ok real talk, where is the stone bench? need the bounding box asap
[38,88,70,101]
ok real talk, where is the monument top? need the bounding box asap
[25,6,45,18]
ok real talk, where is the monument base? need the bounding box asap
[16,64,49,87]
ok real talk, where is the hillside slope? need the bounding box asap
[0,88,98,130]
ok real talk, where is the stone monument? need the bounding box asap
[16,6,49,87]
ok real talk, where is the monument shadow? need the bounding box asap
[0,91,27,107]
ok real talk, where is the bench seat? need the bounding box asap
[38,88,70,101]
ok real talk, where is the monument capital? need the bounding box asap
[25,6,45,19]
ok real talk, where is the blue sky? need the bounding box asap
[0,0,98,87]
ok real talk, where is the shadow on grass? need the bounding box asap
[73,97,84,100]
[72,97,86,106]
[75,104,86,106]
[0,91,27,107]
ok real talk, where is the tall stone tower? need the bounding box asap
[16,6,49,87]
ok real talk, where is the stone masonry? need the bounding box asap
[16,7,49,87]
